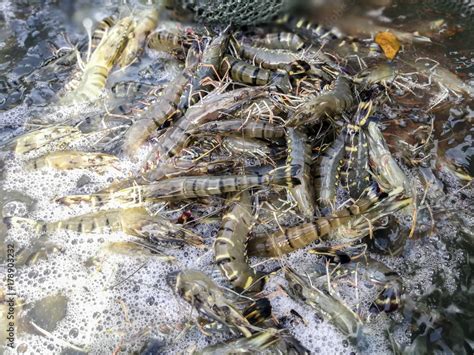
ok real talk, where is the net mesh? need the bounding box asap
[175,0,291,25]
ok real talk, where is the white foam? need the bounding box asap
[1,98,469,355]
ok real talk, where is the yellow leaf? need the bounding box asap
[375,31,401,60]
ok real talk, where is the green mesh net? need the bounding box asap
[173,0,291,25]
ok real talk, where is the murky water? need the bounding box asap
[0,0,473,354]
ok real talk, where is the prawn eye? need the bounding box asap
[219,305,231,315]
[326,251,352,265]
[292,283,304,297]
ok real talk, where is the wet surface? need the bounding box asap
[0,0,473,354]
